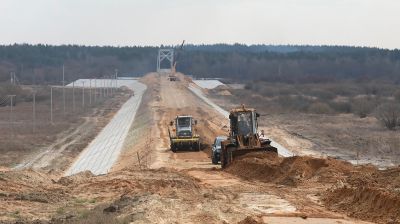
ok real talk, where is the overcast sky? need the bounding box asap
[0,0,399,49]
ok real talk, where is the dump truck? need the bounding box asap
[168,115,200,152]
[220,106,277,168]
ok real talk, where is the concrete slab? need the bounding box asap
[65,78,147,176]
[193,79,225,89]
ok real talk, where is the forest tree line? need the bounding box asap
[0,44,399,84]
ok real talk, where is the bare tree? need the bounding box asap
[353,97,376,118]
[375,103,400,130]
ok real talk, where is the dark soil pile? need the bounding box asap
[225,152,354,186]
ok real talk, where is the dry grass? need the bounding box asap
[241,81,399,117]
[0,85,131,167]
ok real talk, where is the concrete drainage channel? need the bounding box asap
[188,82,293,157]
[65,78,147,176]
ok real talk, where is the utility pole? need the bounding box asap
[109,77,112,96]
[103,77,106,98]
[104,76,110,97]
[94,79,97,103]
[109,76,112,96]
[62,65,65,116]
[278,64,282,77]
[10,72,14,85]
[72,81,75,112]
[89,79,92,105]
[7,95,16,133]
[108,75,113,96]
[115,69,118,94]
[100,79,104,98]
[32,91,36,133]
[50,87,53,124]
[82,81,85,111]
[100,78,103,98]
[109,76,111,96]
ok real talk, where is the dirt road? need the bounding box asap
[116,73,372,223]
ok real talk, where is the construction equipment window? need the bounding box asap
[177,117,191,127]
[237,113,252,135]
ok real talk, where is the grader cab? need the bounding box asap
[220,106,277,168]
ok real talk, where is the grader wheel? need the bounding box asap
[221,146,234,168]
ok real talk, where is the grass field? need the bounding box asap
[0,84,130,167]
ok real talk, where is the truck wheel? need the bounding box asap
[212,153,218,164]
[221,148,227,168]
[227,147,233,165]
[171,144,176,153]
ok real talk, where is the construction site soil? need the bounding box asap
[226,152,400,223]
[0,73,399,224]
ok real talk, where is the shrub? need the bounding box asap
[374,103,400,130]
[308,102,333,114]
[351,97,377,118]
[329,101,352,113]
[308,89,336,101]
[276,95,312,112]
[244,82,253,90]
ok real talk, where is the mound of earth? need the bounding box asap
[217,90,232,96]
[0,166,9,172]
[0,168,203,223]
[225,152,354,186]
[226,152,400,223]
[57,170,94,186]
[324,186,400,224]
[237,216,264,224]
[323,166,400,224]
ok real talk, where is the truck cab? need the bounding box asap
[169,115,200,152]
[176,116,193,138]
